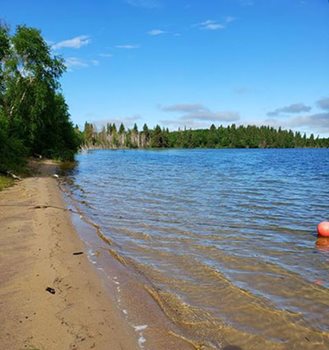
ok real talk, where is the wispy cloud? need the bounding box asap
[147,29,166,36]
[160,103,240,123]
[65,57,98,70]
[196,17,236,31]
[266,112,329,133]
[316,97,329,111]
[116,44,140,49]
[264,96,329,135]
[125,0,161,9]
[52,35,91,50]
[65,57,88,69]
[288,113,329,131]
[267,103,311,117]
[197,20,225,31]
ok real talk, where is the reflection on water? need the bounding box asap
[67,149,329,349]
[316,237,329,252]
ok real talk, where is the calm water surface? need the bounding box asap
[67,149,329,349]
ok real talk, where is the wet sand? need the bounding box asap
[0,169,139,349]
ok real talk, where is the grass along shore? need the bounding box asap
[0,175,14,191]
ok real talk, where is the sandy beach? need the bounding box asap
[0,161,195,350]
[0,170,139,349]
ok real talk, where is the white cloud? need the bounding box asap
[116,44,140,49]
[65,57,99,70]
[197,20,225,31]
[316,97,329,111]
[160,103,240,123]
[65,57,89,69]
[267,103,312,117]
[196,17,236,31]
[147,29,166,36]
[288,113,329,131]
[265,113,329,133]
[52,35,91,50]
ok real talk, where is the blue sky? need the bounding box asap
[2,0,329,136]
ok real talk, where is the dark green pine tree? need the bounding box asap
[151,125,165,148]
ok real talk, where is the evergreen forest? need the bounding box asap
[82,122,329,149]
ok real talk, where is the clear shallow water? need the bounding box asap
[67,149,329,349]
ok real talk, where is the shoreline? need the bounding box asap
[61,172,196,350]
[0,163,193,350]
[0,173,139,350]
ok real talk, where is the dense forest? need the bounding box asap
[0,24,81,172]
[82,122,329,149]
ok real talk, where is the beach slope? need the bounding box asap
[0,175,138,350]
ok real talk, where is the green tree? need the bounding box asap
[118,123,125,134]
[151,125,166,148]
[0,24,80,166]
[141,123,150,147]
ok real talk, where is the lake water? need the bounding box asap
[66,148,329,349]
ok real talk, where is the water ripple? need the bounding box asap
[67,149,329,349]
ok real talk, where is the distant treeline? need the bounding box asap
[83,122,329,149]
[0,24,81,172]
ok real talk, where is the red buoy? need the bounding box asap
[317,222,329,237]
